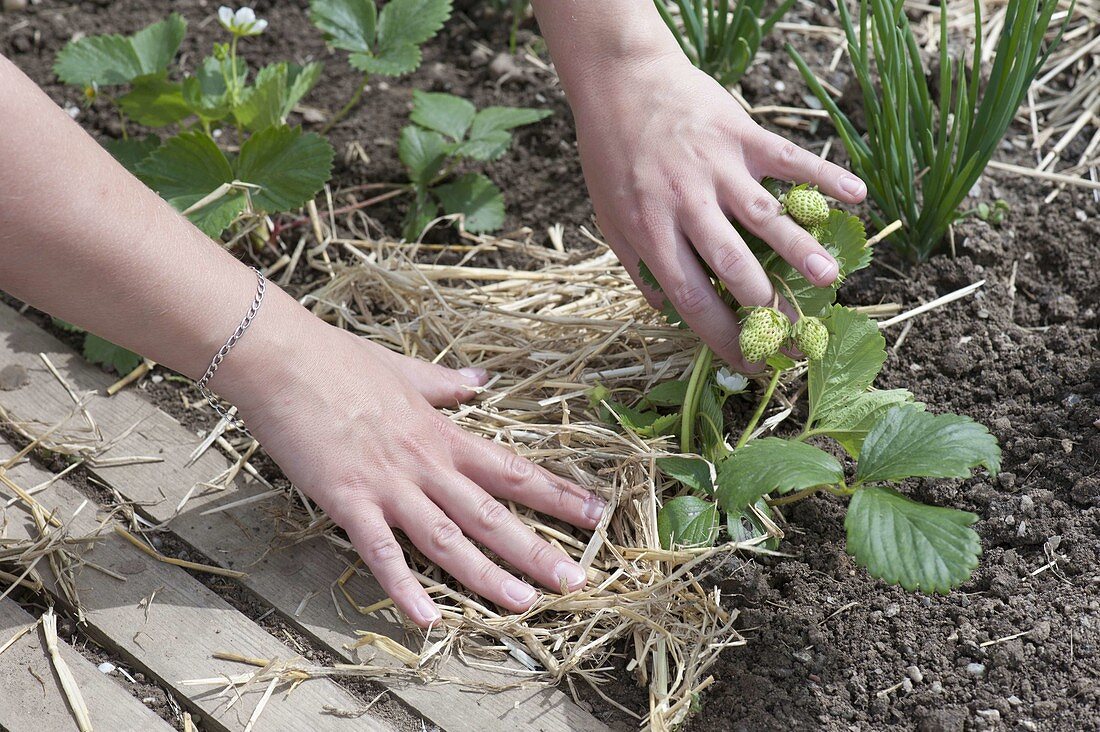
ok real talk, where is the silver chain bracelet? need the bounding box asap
[195,267,266,437]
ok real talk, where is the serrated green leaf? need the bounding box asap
[136,131,244,235]
[83,334,143,374]
[856,405,1001,483]
[402,188,439,241]
[235,63,290,132]
[644,380,689,408]
[433,172,504,232]
[182,55,239,122]
[726,497,778,548]
[657,496,719,549]
[454,130,512,161]
[469,106,552,137]
[716,437,844,512]
[818,389,922,457]
[411,91,476,141]
[309,0,377,53]
[349,45,421,75]
[236,126,335,214]
[656,456,715,495]
[807,305,887,426]
[638,260,662,292]
[765,210,870,316]
[376,0,451,50]
[846,486,980,593]
[54,14,187,87]
[696,383,727,461]
[235,62,322,132]
[117,73,190,126]
[103,135,161,175]
[398,125,450,184]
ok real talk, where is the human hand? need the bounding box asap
[569,54,867,370]
[214,295,604,627]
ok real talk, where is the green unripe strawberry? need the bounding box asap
[783,186,829,228]
[793,316,829,361]
[739,307,791,363]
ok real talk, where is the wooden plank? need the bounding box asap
[0,598,176,732]
[0,439,390,732]
[0,304,609,732]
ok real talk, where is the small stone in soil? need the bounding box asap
[906,665,924,683]
[966,662,987,677]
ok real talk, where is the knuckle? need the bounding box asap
[627,206,666,239]
[360,533,402,566]
[712,243,748,282]
[474,560,502,587]
[429,518,465,554]
[526,540,561,572]
[501,452,536,484]
[743,195,779,228]
[775,141,801,168]
[671,281,711,316]
[474,495,513,534]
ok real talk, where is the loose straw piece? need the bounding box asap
[878,280,986,328]
[42,607,93,732]
[113,526,246,579]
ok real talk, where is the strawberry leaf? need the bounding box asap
[856,405,1001,483]
[83,334,143,375]
[136,131,245,236]
[845,486,980,593]
[309,0,377,53]
[656,456,716,495]
[643,379,689,408]
[349,45,421,75]
[235,126,335,214]
[398,125,449,184]
[807,305,887,426]
[657,496,720,549]
[54,13,187,87]
[716,437,843,512]
[377,0,451,50]
[433,173,504,232]
[103,135,161,175]
[817,389,922,457]
[469,106,552,138]
[117,73,190,127]
[410,91,476,141]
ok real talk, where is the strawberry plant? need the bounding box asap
[655,0,795,87]
[309,0,452,132]
[601,182,1000,594]
[788,0,1066,259]
[398,91,550,239]
[53,8,335,370]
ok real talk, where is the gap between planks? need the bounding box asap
[0,303,608,732]
[0,437,391,732]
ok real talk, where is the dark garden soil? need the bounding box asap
[2,2,1097,731]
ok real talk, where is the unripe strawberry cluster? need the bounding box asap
[739,308,829,363]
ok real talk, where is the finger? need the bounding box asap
[747,128,867,204]
[648,230,754,370]
[722,177,840,288]
[393,356,489,408]
[681,203,775,309]
[451,432,605,530]
[429,474,589,593]
[394,493,540,613]
[603,225,662,308]
[344,507,442,627]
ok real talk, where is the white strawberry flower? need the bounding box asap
[218,6,268,36]
[715,367,749,394]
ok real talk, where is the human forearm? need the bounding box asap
[0,53,307,401]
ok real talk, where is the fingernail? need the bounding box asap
[839,175,865,197]
[556,561,588,590]
[458,367,488,383]
[414,596,441,624]
[582,496,606,523]
[503,578,537,604]
[806,252,837,282]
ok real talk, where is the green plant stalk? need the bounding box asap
[679,344,714,454]
[322,76,369,135]
[734,366,781,450]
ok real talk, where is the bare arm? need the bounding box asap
[0,54,603,626]
[531,0,868,368]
